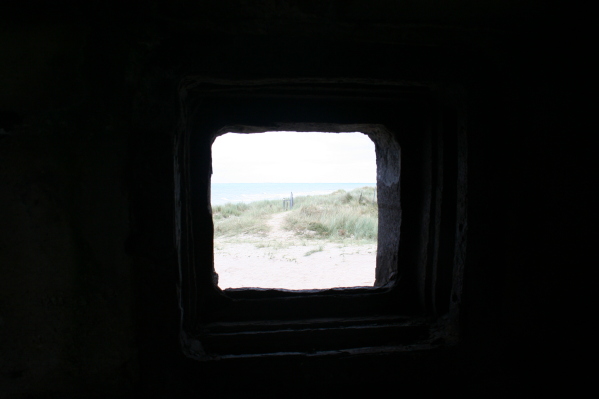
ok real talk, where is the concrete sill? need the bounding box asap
[196,315,432,359]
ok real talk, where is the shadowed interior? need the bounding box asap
[0,2,587,397]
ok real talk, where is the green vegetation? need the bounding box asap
[284,187,378,241]
[304,245,324,257]
[212,199,281,237]
[212,187,378,245]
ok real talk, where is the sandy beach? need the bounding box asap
[214,212,377,290]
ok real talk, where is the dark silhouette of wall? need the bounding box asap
[0,1,588,397]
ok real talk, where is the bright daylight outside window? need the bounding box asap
[211,131,378,290]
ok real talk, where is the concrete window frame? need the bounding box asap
[174,78,467,359]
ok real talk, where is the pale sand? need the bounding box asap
[214,212,377,290]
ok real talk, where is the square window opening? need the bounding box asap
[209,124,401,295]
[211,131,380,291]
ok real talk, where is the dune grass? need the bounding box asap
[284,187,377,241]
[212,186,378,244]
[212,199,282,237]
[304,245,324,257]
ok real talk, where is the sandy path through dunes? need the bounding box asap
[266,212,294,239]
[214,212,376,290]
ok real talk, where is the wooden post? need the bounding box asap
[290,192,294,208]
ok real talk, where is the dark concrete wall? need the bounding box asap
[0,1,588,397]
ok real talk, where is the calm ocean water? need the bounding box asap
[211,183,376,205]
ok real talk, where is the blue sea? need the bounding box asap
[211,183,376,205]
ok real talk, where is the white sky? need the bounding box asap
[211,131,376,183]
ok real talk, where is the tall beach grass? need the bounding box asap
[212,199,282,236]
[212,186,378,243]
